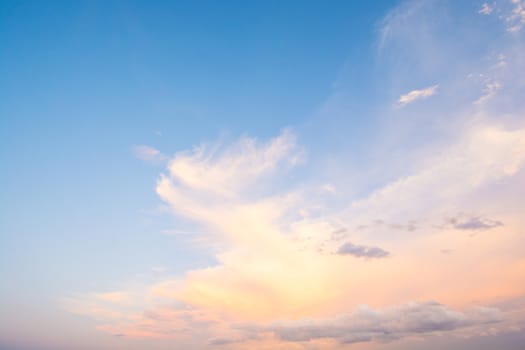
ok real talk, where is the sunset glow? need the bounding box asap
[2,1,525,350]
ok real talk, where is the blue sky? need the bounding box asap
[1,0,390,292]
[1,1,525,350]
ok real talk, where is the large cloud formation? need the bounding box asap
[65,1,525,349]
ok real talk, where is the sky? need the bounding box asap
[1,0,525,349]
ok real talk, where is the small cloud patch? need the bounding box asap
[337,242,390,258]
[132,145,167,163]
[448,216,503,231]
[479,3,493,15]
[398,84,438,107]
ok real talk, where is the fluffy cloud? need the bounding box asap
[161,129,300,198]
[68,117,525,348]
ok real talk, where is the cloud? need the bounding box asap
[507,0,525,32]
[349,125,525,222]
[320,183,336,195]
[245,302,501,344]
[378,0,425,51]
[336,242,389,258]
[397,84,438,107]
[75,124,525,348]
[481,0,525,32]
[132,145,167,163]
[159,129,301,200]
[479,3,494,15]
[68,123,525,347]
[66,2,525,349]
[447,216,503,231]
[474,80,503,104]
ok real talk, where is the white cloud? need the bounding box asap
[479,3,494,15]
[161,129,300,199]
[397,84,438,107]
[485,0,525,32]
[507,0,525,32]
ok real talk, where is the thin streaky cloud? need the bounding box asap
[397,84,438,107]
[377,0,424,51]
[474,80,502,104]
[132,145,167,163]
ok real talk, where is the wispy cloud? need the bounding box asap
[474,80,503,104]
[479,3,494,15]
[159,129,301,199]
[397,84,438,107]
[132,145,167,163]
[507,0,525,32]
[479,0,525,32]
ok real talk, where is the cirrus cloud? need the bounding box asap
[397,84,438,107]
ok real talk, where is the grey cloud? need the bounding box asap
[242,302,501,345]
[209,338,236,346]
[337,242,390,258]
[448,216,503,231]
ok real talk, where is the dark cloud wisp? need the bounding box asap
[448,216,503,231]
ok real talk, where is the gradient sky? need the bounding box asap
[1,1,525,349]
